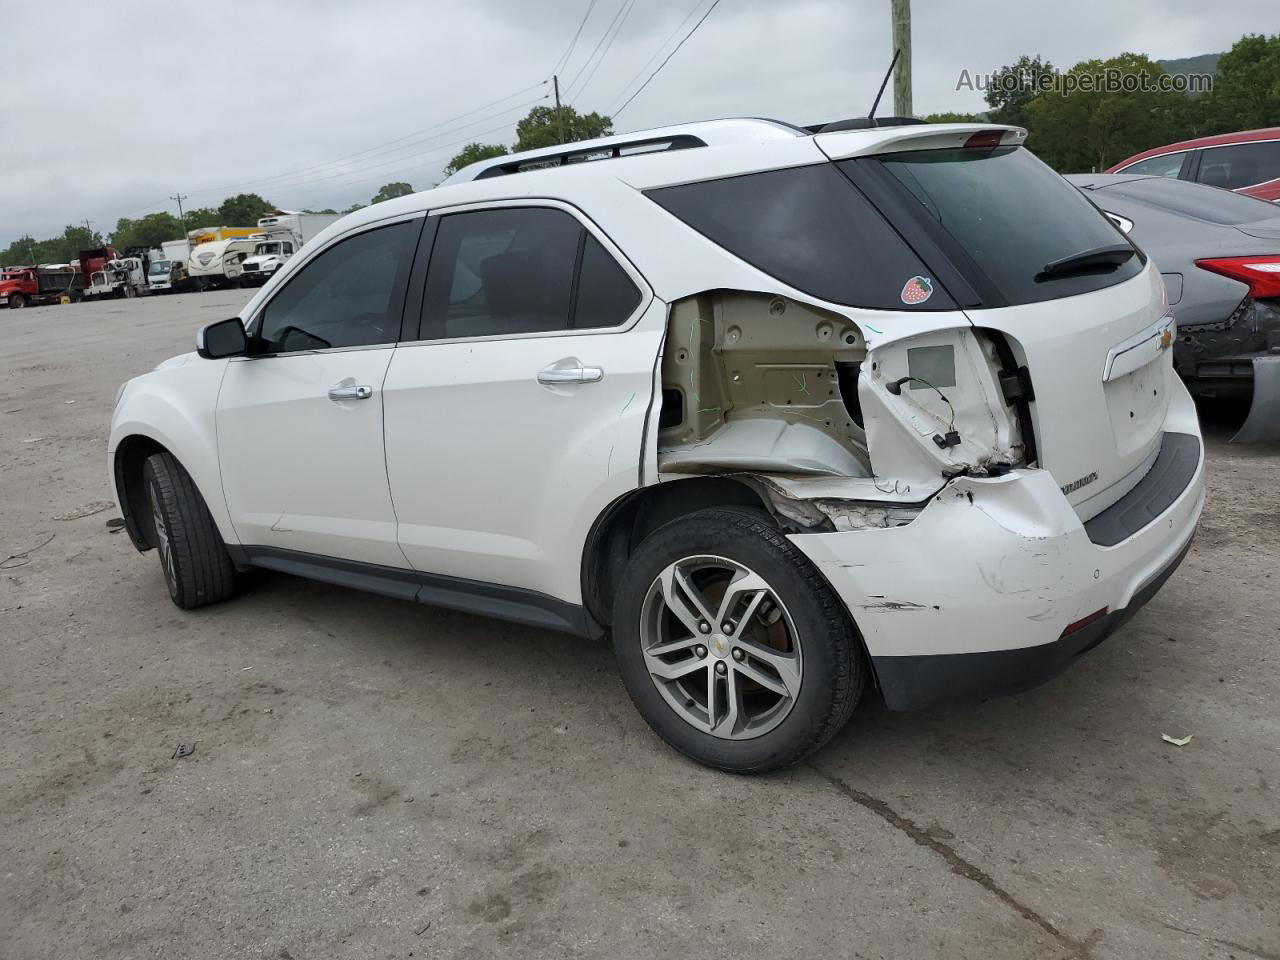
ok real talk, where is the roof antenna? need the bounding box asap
[867,49,901,128]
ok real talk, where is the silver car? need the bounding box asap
[1068,173,1280,441]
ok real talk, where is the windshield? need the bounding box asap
[848,146,1144,306]
[254,243,280,256]
[148,260,171,276]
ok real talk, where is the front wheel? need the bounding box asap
[612,507,865,773]
[9,293,26,309]
[143,452,236,610]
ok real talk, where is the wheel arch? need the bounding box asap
[580,475,773,628]
[113,433,168,551]
[110,420,235,555]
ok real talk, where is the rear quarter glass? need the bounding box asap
[645,163,956,311]
[845,147,1144,306]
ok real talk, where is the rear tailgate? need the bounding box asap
[967,267,1172,518]
[820,126,1170,521]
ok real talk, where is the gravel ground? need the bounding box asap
[2,292,1277,960]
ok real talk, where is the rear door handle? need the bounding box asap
[537,363,604,385]
[328,384,373,401]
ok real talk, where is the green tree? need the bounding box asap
[444,142,509,177]
[370,182,415,204]
[923,111,987,123]
[1,234,41,266]
[182,207,222,232]
[1024,54,1189,171]
[217,193,275,227]
[342,202,366,214]
[515,105,612,152]
[984,54,1058,127]
[110,212,184,251]
[1204,33,1280,132]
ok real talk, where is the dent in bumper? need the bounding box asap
[789,434,1204,709]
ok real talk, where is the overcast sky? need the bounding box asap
[0,0,1270,247]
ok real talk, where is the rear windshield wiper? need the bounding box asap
[1036,243,1134,281]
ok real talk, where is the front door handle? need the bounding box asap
[328,384,373,401]
[537,363,604,385]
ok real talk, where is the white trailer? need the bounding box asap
[186,237,262,291]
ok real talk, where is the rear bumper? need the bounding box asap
[869,533,1192,709]
[789,382,1205,711]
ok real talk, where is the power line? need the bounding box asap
[185,81,545,202]
[607,0,706,115]
[570,0,638,103]
[278,114,544,211]
[550,0,600,77]
[563,0,632,94]
[252,93,548,200]
[614,0,722,118]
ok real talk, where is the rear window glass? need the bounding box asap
[1109,175,1279,225]
[850,146,1143,306]
[646,164,954,311]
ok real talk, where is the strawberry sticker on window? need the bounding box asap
[900,276,934,306]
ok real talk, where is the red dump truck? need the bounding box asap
[1,247,148,308]
[0,264,82,309]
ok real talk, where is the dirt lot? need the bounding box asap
[1,292,1278,960]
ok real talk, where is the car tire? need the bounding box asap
[9,293,26,309]
[612,506,865,773]
[142,451,236,610]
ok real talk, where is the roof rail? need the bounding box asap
[474,133,708,180]
[440,118,802,184]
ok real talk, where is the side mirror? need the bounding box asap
[196,317,249,359]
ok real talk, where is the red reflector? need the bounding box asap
[1195,255,1280,299]
[964,130,1006,149]
[1059,607,1108,639]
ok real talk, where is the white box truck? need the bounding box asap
[239,211,340,285]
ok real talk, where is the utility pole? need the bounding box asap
[891,0,912,117]
[172,192,189,236]
[83,219,94,242]
[553,74,566,145]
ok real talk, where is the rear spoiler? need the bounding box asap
[816,123,1027,161]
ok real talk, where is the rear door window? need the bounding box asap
[420,207,641,339]
[646,164,954,311]
[847,146,1144,306]
[1195,141,1280,190]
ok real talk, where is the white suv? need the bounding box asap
[109,120,1204,772]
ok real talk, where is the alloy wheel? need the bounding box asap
[639,555,803,740]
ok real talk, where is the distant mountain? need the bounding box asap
[1159,53,1222,78]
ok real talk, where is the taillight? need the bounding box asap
[1195,255,1280,299]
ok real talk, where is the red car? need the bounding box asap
[1107,128,1280,203]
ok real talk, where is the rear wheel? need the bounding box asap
[142,452,236,610]
[612,507,864,773]
[9,293,26,309]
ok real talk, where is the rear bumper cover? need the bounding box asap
[869,533,1192,710]
[789,384,1204,711]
